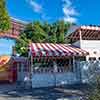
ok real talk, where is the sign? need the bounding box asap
[0,56,12,81]
[0,56,11,72]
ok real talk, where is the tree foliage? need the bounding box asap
[24,21,47,42]
[88,75,100,100]
[15,34,30,57]
[15,20,72,56]
[0,0,11,32]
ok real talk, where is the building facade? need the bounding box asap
[0,18,27,56]
[0,18,27,83]
[67,25,100,60]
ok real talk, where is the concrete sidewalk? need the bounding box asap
[0,84,16,93]
[0,84,87,100]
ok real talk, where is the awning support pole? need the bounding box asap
[73,56,76,73]
[31,55,33,77]
[69,58,72,71]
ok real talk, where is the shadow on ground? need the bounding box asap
[0,83,88,100]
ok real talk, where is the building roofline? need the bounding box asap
[66,25,100,40]
[10,17,28,25]
[67,25,100,36]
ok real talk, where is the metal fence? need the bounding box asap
[79,60,100,83]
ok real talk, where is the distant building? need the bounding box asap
[0,17,27,39]
[66,25,100,60]
[0,18,27,56]
[0,18,28,83]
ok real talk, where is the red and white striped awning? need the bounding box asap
[29,43,88,57]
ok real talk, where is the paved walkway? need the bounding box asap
[0,84,86,100]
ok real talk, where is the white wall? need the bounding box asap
[32,72,78,88]
[81,40,100,59]
[73,40,100,60]
[80,40,100,49]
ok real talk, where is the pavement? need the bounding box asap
[0,83,87,100]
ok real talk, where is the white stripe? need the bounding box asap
[68,46,82,55]
[42,43,50,51]
[43,43,53,56]
[32,43,38,52]
[37,43,43,49]
[43,43,54,56]
[46,43,59,56]
[60,44,76,54]
[30,43,88,56]
[66,45,87,54]
[51,44,65,56]
[81,26,100,31]
[55,44,69,53]
[36,43,44,56]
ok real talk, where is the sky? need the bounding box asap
[6,0,100,25]
[0,39,15,55]
[0,0,100,55]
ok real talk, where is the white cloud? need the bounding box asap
[26,0,51,21]
[62,0,78,23]
[64,16,77,23]
[27,0,42,13]
[41,14,51,21]
[62,0,72,7]
[63,7,78,16]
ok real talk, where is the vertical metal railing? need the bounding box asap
[80,60,100,83]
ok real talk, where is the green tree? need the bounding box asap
[50,20,72,43]
[15,33,30,56]
[24,21,47,42]
[15,20,72,56]
[88,75,100,100]
[15,21,47,56]
[0,0,11,32]
[48,24,57,43]
[56,20,65,43]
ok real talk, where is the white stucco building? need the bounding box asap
[67,25,100,60]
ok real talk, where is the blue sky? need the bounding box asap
[0,0,100,55]
[6,0,100,25]
[0,39,15,55]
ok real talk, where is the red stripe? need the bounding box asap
[31,43,36,56]
[69,46,86,55]
[45,43,56,56]
[42,43,51,56]
[65,45,81,55]
[36,43,42,57]
[56,44,73,56]
[51,44,66,56]
[50,43,61,56]
[40,43,48,56]
[30,43,88,57]
[60,44,79,55]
